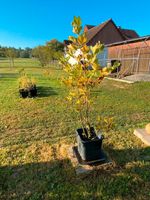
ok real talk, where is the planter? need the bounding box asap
[19,85,37,98]
[19,89,28,98]
[29,85,37,98]
[76,127,104,162]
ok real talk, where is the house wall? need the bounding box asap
[97,47,108,67]
[88,21,124,46]
[108,40,150,74]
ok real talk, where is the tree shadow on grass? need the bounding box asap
[92,146,150,199]
[105,145,150,167]
[0,147,150,200]
[0,159,75,200]
[37,86,58,97]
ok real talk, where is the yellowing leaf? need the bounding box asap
[69,92,76,97]
[67,96,72,101]
[81,45,90,53]
[77,34,87,45]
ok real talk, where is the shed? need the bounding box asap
[106,36,150,77]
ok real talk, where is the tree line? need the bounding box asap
[0,46,32,58]
[0,39,64,67]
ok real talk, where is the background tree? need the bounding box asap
[46,39,64,60]
[32,39,64,66]
[20,47,32,58]
[0,46,32,59]
[4,48,17,68]
[46,39,64,52]
[32,46,52,67]
[0,39,64,63]
[0,46,6,57]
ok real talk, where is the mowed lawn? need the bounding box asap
[0,58,150,200]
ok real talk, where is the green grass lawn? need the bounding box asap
[0,58,40,68]
[0,59,150,200]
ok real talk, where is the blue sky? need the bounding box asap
[0,0,150,48]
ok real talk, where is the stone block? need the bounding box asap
[68,146,113,175]
[134,129,150,146]
[145,123,150,134]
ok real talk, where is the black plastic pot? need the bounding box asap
[76,128,104,161]
[19,89,28,98]
[29,86,37,98]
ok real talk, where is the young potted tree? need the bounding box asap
[28,78,37,98]
[18,75,37,98]
[60,16,119,162]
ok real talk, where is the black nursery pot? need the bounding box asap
[29,85,37,98]
[76,128,104,162]
[19,89,28,98]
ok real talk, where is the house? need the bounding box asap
[84,19,139,46]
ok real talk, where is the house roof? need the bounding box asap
[64,19,140,47]
[86,19,111,43]
[106,35,150,47]
[86,19,125,44]
[118,28,139,39]
[84,24,95,30]
[85,19,139,44]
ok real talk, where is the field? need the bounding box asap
[0,58,150,200]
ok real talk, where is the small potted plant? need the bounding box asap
[28,78,37,98]
[18,74,37,98]
[60,17,119,162]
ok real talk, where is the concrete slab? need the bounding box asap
[123,74,150,82]
[68,146,113,175]
[106,74,150,83]
[105,77,134,84]
[134,129,150,146]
